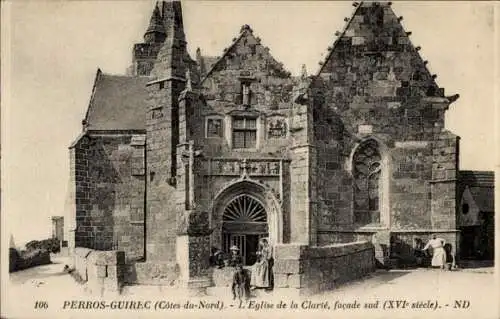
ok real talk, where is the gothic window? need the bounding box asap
[206,117,223,138]
[232,116,257,149]
[353,140,382,225]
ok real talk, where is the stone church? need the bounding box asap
[67,1,464,294]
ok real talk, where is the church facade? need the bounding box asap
[67,1,462,293]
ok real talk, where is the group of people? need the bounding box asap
[209,238,273,300]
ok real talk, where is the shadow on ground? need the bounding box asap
[458,260,494,269]
[9,262,68,285]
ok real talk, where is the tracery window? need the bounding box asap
[353,140,382,225]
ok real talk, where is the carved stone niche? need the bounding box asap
[177,211,213,237]
[267,115,288,138]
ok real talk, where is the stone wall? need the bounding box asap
[273,242,375,296]
[124,261,179,286]
[197,25,296,159]
[308,2,459,250]
[317,230,459,265]
[391,141,433,229]
[73,248,126,296]
[146,80,182,263]
[69,133,146,260]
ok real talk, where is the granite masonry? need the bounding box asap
[67,1,467,295]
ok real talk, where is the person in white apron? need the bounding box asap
[423,234,446,269]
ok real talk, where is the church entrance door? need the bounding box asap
[222,194,268,266]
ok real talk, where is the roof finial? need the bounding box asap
[301,64,308,79]
[240,24,253,34]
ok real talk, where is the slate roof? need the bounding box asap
[459,170,495,213]
[468,187,495,212]
[460,170,495,187]
[201,56,218,74]
[84,69,149,131]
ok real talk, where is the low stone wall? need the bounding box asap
[318,230,460,266]
[73,248,125,296]
[273,241,375,296]
[124,262,179,286]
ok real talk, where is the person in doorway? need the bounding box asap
[228,245,242,267]
[209,247,225,269]
[413,237,426,267]
[251,238,272,289]
[423,234,446,270]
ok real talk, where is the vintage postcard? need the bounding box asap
[1,1,498,319]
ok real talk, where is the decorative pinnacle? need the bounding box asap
[416,46,421,51]
[406,31,412,36]
[301,64,308,79]
[398,16,404,22]
[185,69,192,91]
[240,24,253,33]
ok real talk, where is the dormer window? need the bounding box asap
[232,116,257,149]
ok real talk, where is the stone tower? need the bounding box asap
[129,2,169,76]
[145,0,187,264]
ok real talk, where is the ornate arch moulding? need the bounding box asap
[209,178,284,245]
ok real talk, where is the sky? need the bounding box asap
[1,1,497,247]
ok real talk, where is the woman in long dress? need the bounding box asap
[251,238,272,289]
[423,234,446,269]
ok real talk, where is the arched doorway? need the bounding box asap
[211,180,282,265]
[222,194,268,265]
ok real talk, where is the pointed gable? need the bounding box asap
[200,25,294,110]
[202,25,291,82]
[315,1,447,106]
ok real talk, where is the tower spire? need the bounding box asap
[150,0,186,80]
[161,0,185,40]
[144,2,166,43]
